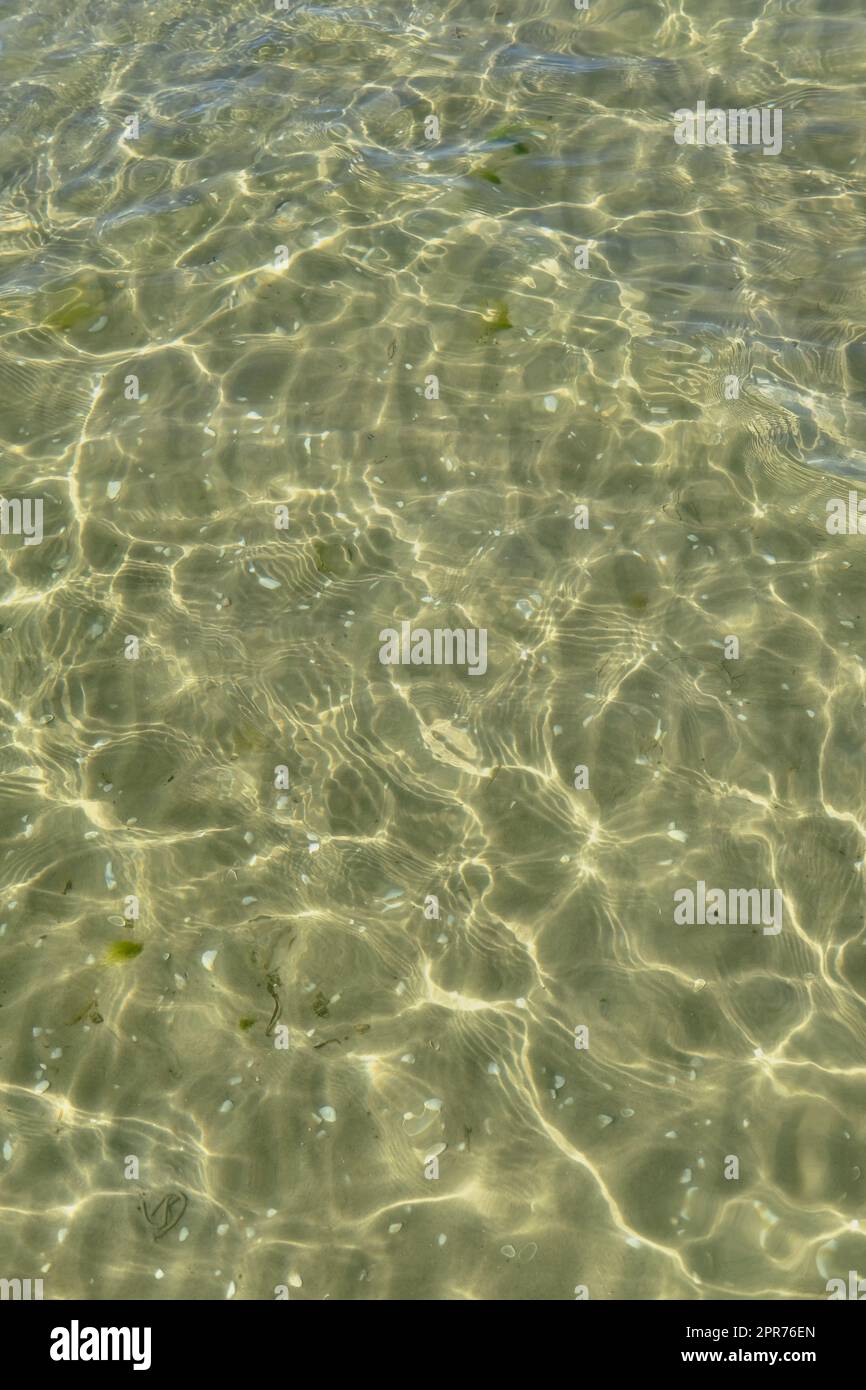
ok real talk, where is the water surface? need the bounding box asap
[1,0,866,1301]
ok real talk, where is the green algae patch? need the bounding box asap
[486,126,532,155]
[238,1016,256,1031]
[312,989,330,1018]
[41,274,113,335]
[481,301,513,334]
[313,540,337,575]
[67,998,103,1025]
[232,720,271,754]
[313,539,355,577]
[45,297,101,333]
[487,122,526,142]
[105,940,143,964]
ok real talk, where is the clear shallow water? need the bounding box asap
[1,0,866,1301]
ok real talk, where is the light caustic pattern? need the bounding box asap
[1,0,866,1301]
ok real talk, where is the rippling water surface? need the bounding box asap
[2,0,866,1301]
